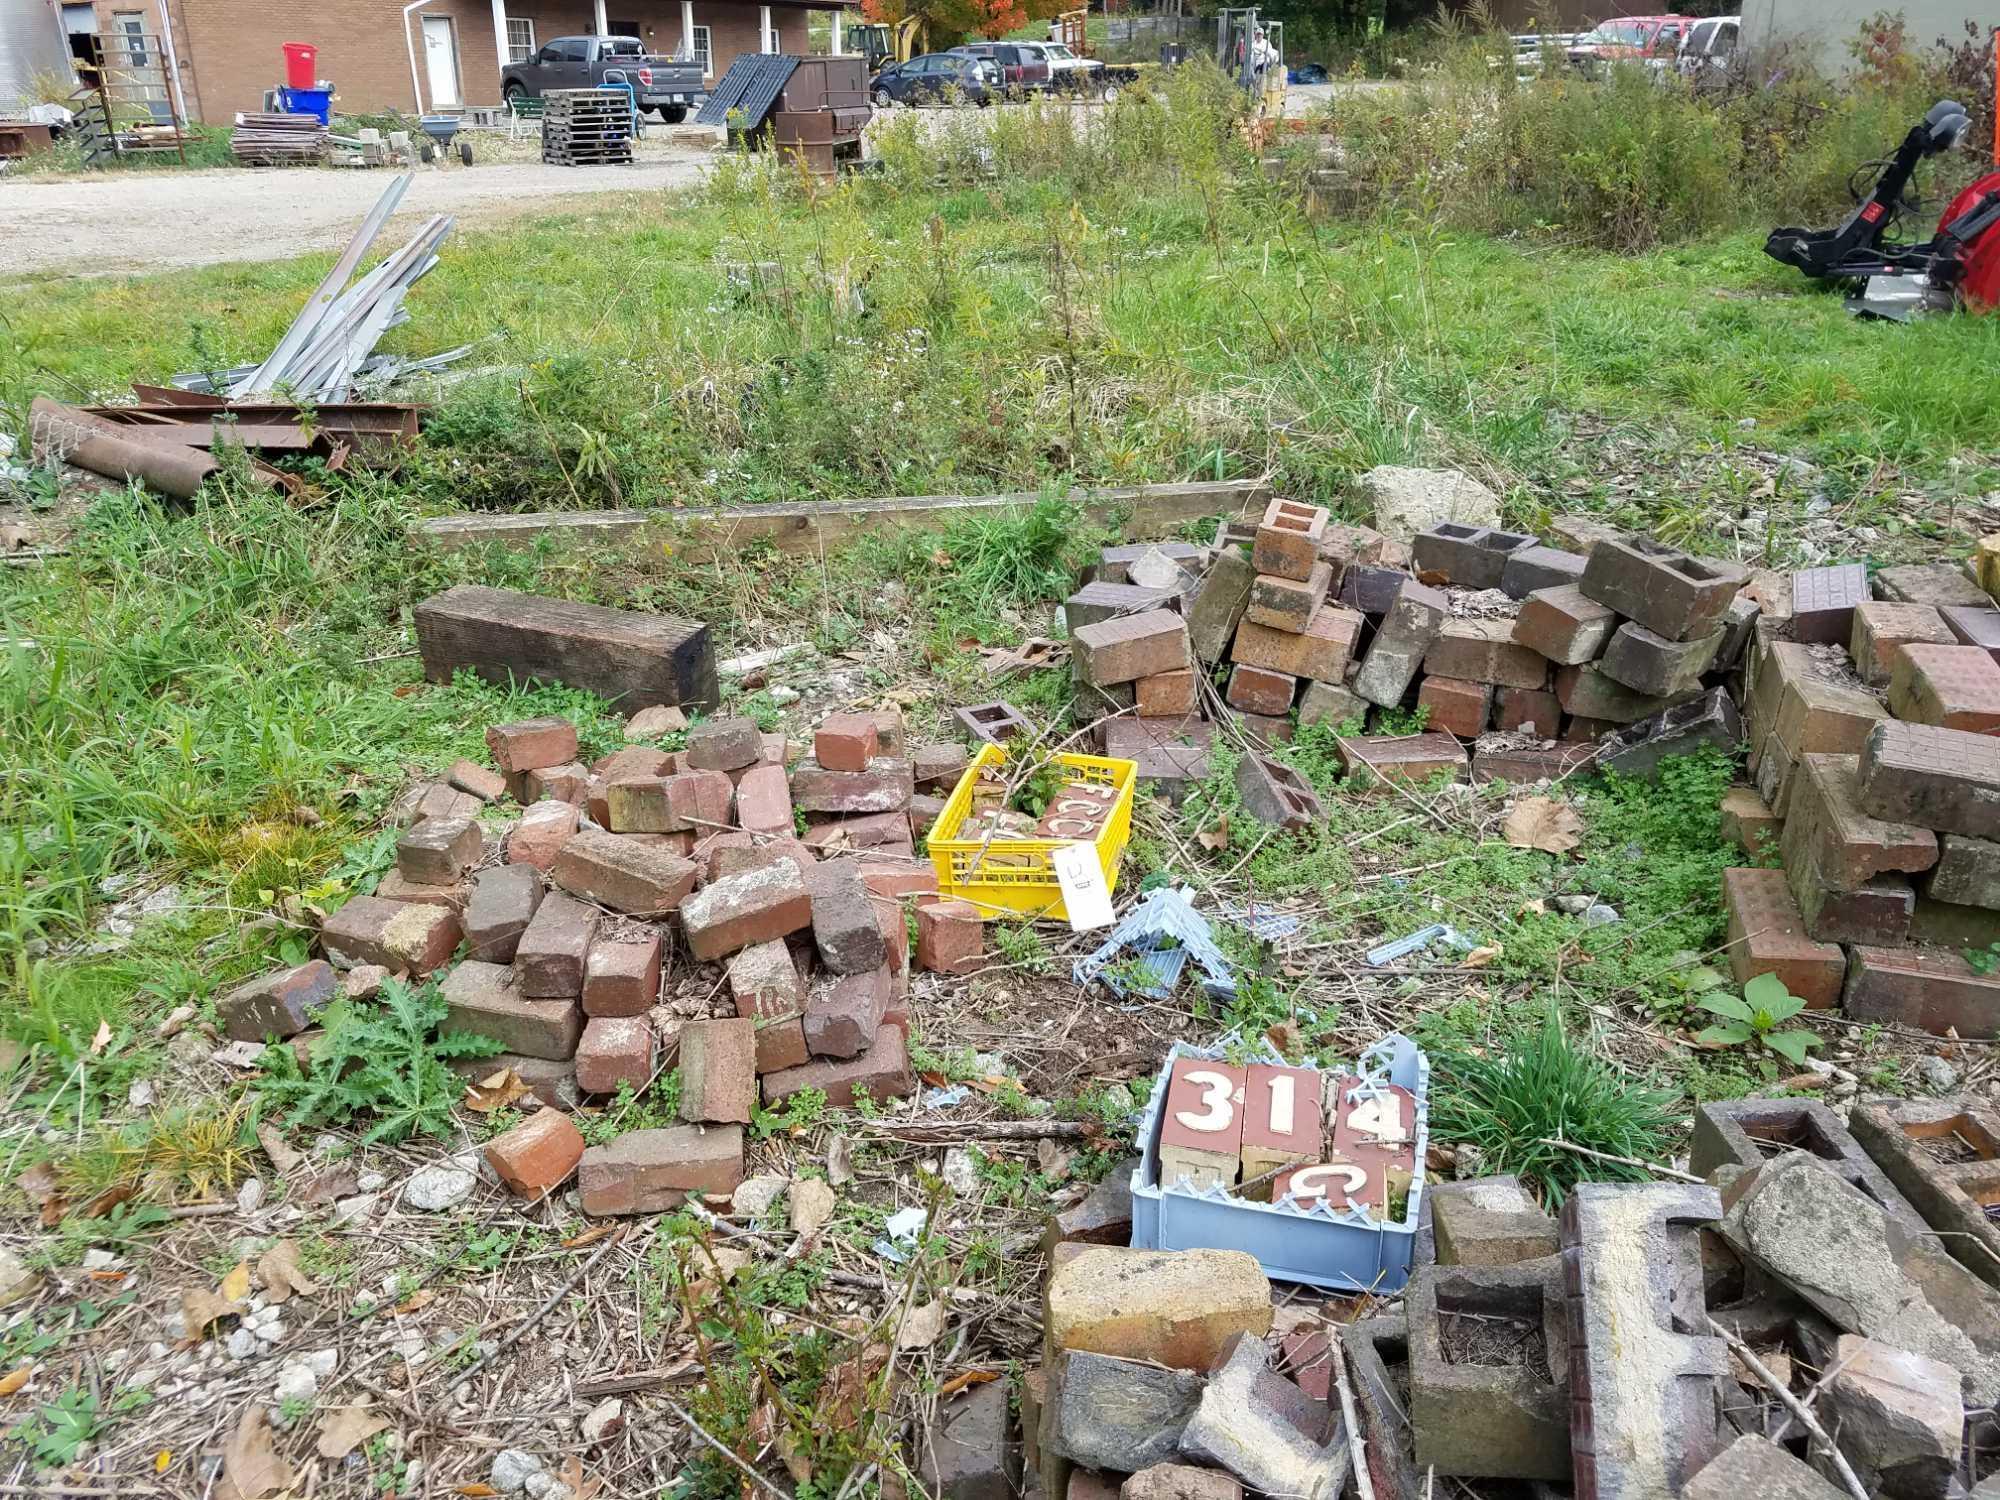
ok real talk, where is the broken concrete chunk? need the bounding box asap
[1361,466,1501,544]
[1048,1350,1202,1473]
[1177,1333,1349,1500]
[1821,1334,1962,1499]
[1120,1463,1240,1500]
[1684,1435,1849,1500]
[1430,1175,1558,1267]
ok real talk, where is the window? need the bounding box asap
[605,37,644,56]
[688,23,711,74]
[507,18,535,63]
[555,38,589,62]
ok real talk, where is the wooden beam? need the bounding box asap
[410,479,1273,558]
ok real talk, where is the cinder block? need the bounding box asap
[1598,622,1723,698]
[1234,754,1324,831]
[1858,720,2000,841]
[1690,1097,1921,1229]
[1844,944,2000,1035]
[1251,499,1328,582]
[1889,642,2000,733]
[1580,535,1749,642]
[1684,1436,1850,1500]
[1850,1099,2000,1289]
[1337,733,1469,786]
[1512,585,1616,666]
[1418,676,1493,739]
[1408,1260,1569,1480]
[1789,563,1868,645]
[1500,545,1587,599]
[1410,523,1534,591]
[1851,601,1954,685]
[1340,1318,1423,1500]
[1424,619,1549,689]
[1430,1177,1558,1267]
[1353,580,1448,708]
[1595,687,1742,780]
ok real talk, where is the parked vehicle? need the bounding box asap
[948,42,1052,93]
[1287,62,1330,85]
[1016,40,1116,97]
[1676,16,1740,79]
[1566,15,1696,77]
[869,53,1003,107]
[500,35,705,123]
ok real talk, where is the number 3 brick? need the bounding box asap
[1158,1056,1246,1191]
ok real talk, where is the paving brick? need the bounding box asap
[1926,833,2000,909]
[801,813,912,856]
[1910,893,2000,949]
[1858,720,2000,841]
[506,799,579,870]
[1408,1259,1568,1480]
[1337,564,1407,617]
[729,763,792,838]
[1416,676,1492,739]
[1336,733,1469,785]
[1551,663,1681,725]
[1493,686,1562,736]
[1689,1097,1921,1228]
[1598,621,1724,697]
[1683,1436,1849,1500]
[1411,523,1534,590]
[1251,499,1328,582]
[440,960,583,1058]
[1874,562,1992,608]
[1725,867,1847,1007]
[679,1017,757,1123]
[392,780,484,828]
[1743,638,1817,756]
[1580,534,1750,642]
[1297,679,1368,730]
[1232,605,1360,684]
[448,758,508,802]
[1941,605,2000,666]
[806,965,892,1059]
[1423,619,1548,689]
[485,1106,586,1197]
[1470,744,1598,784]
[762,1024,915,1109]
[681,863,813,962]
[812,712,880,772]
[1790,562,1869,645]
[219,961,338,1042]
[550,826,698,916]
[448,1052,578,1112]
[575,1016,654,1094]
[1500,544,1587,599]
[514,893,598,999]
[1850,1099,2000,1289]
[1851,601,1954,685]
[520,761,590,806]
[1429,1176,1558,1266]
[1889,642,2000,733]
[1783,753,1938,891]
[1354,580,1449,707]
[486,717,579,775]
[1559,1183,1730,1499]
[1844,944,2000,1034]
[1100,718,1212,803]
[582,935,662,1018]
[1185,549,1256,666]
[578,1124,744,1215]
[1072,610,1189,687]
[790,757,915,815]
[917,900,983,974]
[1224,662,1297,717]
[727,939,805,1023]
[1234,753,1324,830]
[1134,670,1197,718]
[912,742,971,790]
[1719,785,1781,855]
[322,896,461,975]
[1245,561,1335,633]
[684,715,762,772]
[1512,585,1616,666]
[809,859,888,975]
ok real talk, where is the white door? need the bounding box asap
[422,15,460,109]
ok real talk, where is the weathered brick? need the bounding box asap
[392,780,483,828]
[550,826,698,916]
[1045,1245,1272,1371]
[486,1106,586,1197]
[486,717,578,775]
[1135,670,1198,718]
[1790,562,1869,645]
[1598,621,1724,698]
[1245,562,1335,634]
[1318,521,1388,569]
[1926,833,2000,910]
[1411,523,1534,590]
[1408,1260,1568,1480]
[912,742,970,790]
[1500,544,1587,599]
[1719,786,1780,855]
[684,715,762,772]
[762,1023,915,1109]
[448,758,508,803]
[1354,580,1448,707]
[1494,686,1562,736]
[1849,1099,2000,1289]
[607,769,733,834]
[520,761,590,806]
[578,1124,743,1215]
[755,1016,810,1073]
[1234,753,1323,830]
[575,1016,654,1095]
[1715,593,1762,673]
[220,961,338,1041]
[1423,619,1548,690]
[593,745,675,781]
[1844,945,2000,1034]
[1065,580,1180,636]
[1336,733,1469,785]
[801,813,912,856]
[814,713,879,772]
[1100,540,1207,584]
[1251,499,1328,582]
[1511,584,1616,667]
[860,857,940,901]
[449,1052,578,1112]
[440,960,583,1059]
[731,763,794,838]
[1120,1464,1239,1500]
[1783,753,1938,891]
[373,870,465,909]
[1073,610,1189,687]
[1580,534,1749,642]
[917,900,983,974]
[514,893,598,999]
[1232,606,1359,685]
[1789,859,1913,946]
[1874,562,1991,608]
[681,863,813,962]
[1185,549,1256,667]
[1941,604,2000,665]
[1224,662,1297,717]
[506,798,579,870]
[582,935,662,1018]
[1858,720,2000,841]
[1470,745,1598,784]
[1743,638,1817,755]
[1722,867,1846,1008]
[1338,564,1407,617]
[1551,663,1680,724]
[1851,601,1954,685]
[463,864,543,963]
[679,1017,757,1123]
[1100,718,1213,801]
[1417,677,1492,739]
[1297,679,1367,730]
[806,965,892,1059]
[1429,1176,1558,1267]
[809,859,888,975]
[322,896,460,975]
[1889,642,2000,733]
[790,757,915,815]
[728,939,804,1023]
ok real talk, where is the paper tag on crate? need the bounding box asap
[1051,842,1115,932]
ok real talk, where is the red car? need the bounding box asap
[1567,15,1697,76]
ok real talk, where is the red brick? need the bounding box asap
[791,757,915,815]
[1843,945,2000,1034]
[681,863,813,961]
[1424,619,1549,689]
[506,799,580,871]
[448,759,507,802]
[593,746,675,780]
[551,826,699,916]
[803,812,915,855]
[1719,786,1781,856]
[756,1018,810,1073]
[462,864,542,964]
[809,859,889,974]
[1335,733,1469,785]
[1851,602,1954,686]
[805,965,892,1059]
[1417,676,1492,739]
[578,1124,744,1216]
[1225,663,1297,717]
[1783,754,1938,892]
[583,935,662,1018]
[1136,670,1199,718]
[728,940,805,1022]
[486,717,578,775]
[731,762,792,837]
[685,716,762,772]
[514,893,598,999]
[713,837,818,883]
[575,1016,655,1095]
[393,780,483,828]
[679,1018,757,1124]
[1245,562,1335,633]
[521,761,590,806]
[916,900,983,975]
[322,896,460,975]
[1889,643,2000,734]
[1494,686,1562,736]
[1470,745,1597,784]
[441,961,582,1058]
[761,1024,915,1110]
[219,961,337,1042]
[374,870,465,909]
[1073,610,1190,687]
[860,857,940,900]
[1233,605,1359,684]
[1723,868,1845,1008]
[606,769,731,834]
[1511,585,1616,666]
[1789,858,1914,947]
[1252,499,1328,582]
[814,713,879,772]
[486,1107,586,1197]
[912,742,970,789]
[396,816,481,886]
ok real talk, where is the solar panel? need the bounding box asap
[695,54,799,130]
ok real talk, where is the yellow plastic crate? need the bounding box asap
[926,743,1139,921]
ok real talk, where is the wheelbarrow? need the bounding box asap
[417,113,473,166]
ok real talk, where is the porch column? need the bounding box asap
[681,0,695,62]
[491,0,509,76]
[760,4,773,51]
[830,6,841,53]
[594,0,609,33]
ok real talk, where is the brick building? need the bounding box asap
[30,0,857,125]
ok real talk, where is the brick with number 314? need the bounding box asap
[1158,1056,1245,1191]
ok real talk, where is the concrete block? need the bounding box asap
[1409,1260,1568,1480]
[1411,523,1534,590]
[1690,1097,1921,1228]
[1684,1436,1848,1500]
[1177,1333,1348,1500]
[1580,535,1750,642]
[1047,1351,1201,1472]
[1851,1098,2000,1290]
[1874,563,1992,608]
[1430,1176,1558,1266]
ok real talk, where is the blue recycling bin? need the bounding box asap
[277,86,332,125]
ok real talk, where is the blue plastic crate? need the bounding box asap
[1129,1035,1430,1292]
[278,86,332,125]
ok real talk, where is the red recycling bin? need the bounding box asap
[282,42,318,90]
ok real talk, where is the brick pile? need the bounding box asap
[1727,559,2000,1034]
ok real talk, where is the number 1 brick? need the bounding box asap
[1239,1063,1322,1199]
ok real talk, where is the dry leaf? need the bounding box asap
[255,1121,302,1176]
[16,1164,57,1207]
[464,1067,533,1114]
[219,1261,252,1304]
[709,1246,751,1281]
[789,1177,836,1236]
[1460,945,1504,969]
[456,1486,501,1497]
[937,1369,1001,1399]
[776,1431,814,1486]
[90,1020,113,1056]
[827,1134,854,1187]
[1197,814,1230,852]
[220,1404,293,1500]
[78,1182,139,1220]
[0,1365,31,1398]
[181,1286,241,1338]
[898,1300,947,1350]
[317,1405,392,1460]
[256,1241,319,1305]
[1501,796,1585,855]
[825,1343,890,1426]
[559,1455,606,1500]
[562,1225,618,1250]
[392,1288,436,1316]
[298,1166,359,1205]
[1035,1138,1074,1181]
[1264,1019,1305,1059]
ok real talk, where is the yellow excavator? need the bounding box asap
[848,17,928,71]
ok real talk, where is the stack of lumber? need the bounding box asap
[232,111,328,166]
[541,89,633,166]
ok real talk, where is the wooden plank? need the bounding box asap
[411,479,1271,559]
[414,585,718,712]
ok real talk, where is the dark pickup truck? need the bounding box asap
[500,35,705,122]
